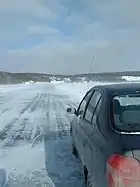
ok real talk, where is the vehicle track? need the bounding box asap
[43,91,84,187]
[0,93,45,147]
[0,84,85,187]
[55,97,71,138]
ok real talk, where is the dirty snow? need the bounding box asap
[0,81,117,187]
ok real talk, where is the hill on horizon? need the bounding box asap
[0,71,140,84]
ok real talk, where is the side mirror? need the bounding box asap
[66,107,76,115]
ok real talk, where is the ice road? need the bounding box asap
[0,83,85,187]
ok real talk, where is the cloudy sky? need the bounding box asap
[0,0,140,74]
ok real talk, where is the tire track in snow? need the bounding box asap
[44,91,84,187]
[0,90,78,147]
[0,93,44,147]
[44,94,71,141]
[0,95,6,106]
[0,84,84,187]
[55,97,70,138]
[29,93,44,112]
[43,93,59,141]
[0,94,10,116]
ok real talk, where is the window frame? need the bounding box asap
[84,89,103,124]
[91,96,102,124]
[76,90,93,117]
[110,92,140,133]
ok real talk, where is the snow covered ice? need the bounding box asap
[0,81,120,187]
[0,83,85,187]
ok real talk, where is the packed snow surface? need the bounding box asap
[0,81,119,186]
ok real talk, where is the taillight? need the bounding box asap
[106,154,140,187]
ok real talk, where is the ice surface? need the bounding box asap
[0,80,131,186]
[0,83,85,186]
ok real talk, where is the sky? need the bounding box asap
[0,0,140,74]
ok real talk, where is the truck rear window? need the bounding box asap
[112,93,140,132]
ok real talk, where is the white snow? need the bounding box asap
[0,143,45,175]
[52,81,114,102]
[122,76,140,82]
[0,80,136,187]
[0,83,85,186]
[0,83,57,186]
[24,80,35,84]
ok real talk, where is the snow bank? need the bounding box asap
[122,76,140,82]
[24,80,35,84]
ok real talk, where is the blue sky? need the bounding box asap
[0,0,140,74]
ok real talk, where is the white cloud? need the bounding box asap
[0,0,140,74]
[28,25,61,36]
[0,0,55,20]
